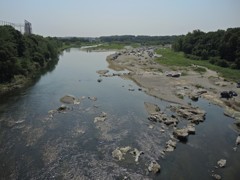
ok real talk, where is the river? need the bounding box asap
[0,48,239,179]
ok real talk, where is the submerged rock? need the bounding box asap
[217,159,226,168]
[148,161,161,173]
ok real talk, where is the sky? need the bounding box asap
[0,0,240,37]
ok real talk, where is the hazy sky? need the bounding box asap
[0,0,240,37]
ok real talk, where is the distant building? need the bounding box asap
[24,20,32,35]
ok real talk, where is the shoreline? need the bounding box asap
[106,47,240,122]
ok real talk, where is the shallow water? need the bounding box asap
[0,48,239,179]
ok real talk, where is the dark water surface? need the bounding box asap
[0,48,239,179]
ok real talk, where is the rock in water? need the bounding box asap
[112,149,123,161]
[212,174,221,180]
[173,128,189,141]
[130,148,144,163]
[60,95,79,104]
[112,146,132,161]
[217,159,226,168]
[144,102,161,115]
[148,161,161,173]
[236,136,240,145]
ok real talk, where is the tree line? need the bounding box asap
[0,25,62,83]
[173,28,240,69]
[59,35,177,46]
[99,35,177,45]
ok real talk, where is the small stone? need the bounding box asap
[236,136,240,145]
[112,149,123,161]
[148,161,161,173]
[148,125,154,129]
[212,173,221,180]
[217,159,226,168]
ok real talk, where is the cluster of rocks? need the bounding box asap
[112,146,144,163]
[94,112,107,123]
[112,146,161,174]
[210,159,227,179]
[169,105,206,124]
[175,86,208,102]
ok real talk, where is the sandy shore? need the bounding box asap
[105,47,240,121]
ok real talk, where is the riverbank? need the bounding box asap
[106,47,240,122]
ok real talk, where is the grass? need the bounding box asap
[155,48,240,81]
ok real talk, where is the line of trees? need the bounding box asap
[99,35,177,45]
[0,25,62,83]
[173,28,240,69]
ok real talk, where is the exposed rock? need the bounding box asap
[144,102,161,115]
[96,70,109,75]
[112,146,131,161]
[173,128,189,141]
[170,105,206,124]
[97,78,102,83]
[187,124,196,134]
[94,112,107,123]
[60,95,80,104]
[148,161,161,173]
[236,136,240,145]
[212,174,221,180]
[88,96,97,101]
[148,125,154,129]
[57,105,68,112]
[119,146,131,154]
[130,148,144,163]
[217,159,226,168]
[166,139,177,148]
[112,149,123,161]
[189,94,199,101]
[165,140,177,152]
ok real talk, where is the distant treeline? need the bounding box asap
[99,35,177,45]
[173,28,240,69]
[59,35,177,46]
[0,26,62,83]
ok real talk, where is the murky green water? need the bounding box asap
[0,48,239,179]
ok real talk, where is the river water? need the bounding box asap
[0,48,239,179]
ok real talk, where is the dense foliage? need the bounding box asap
[0,26,62,83]
[173,28,240,69]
